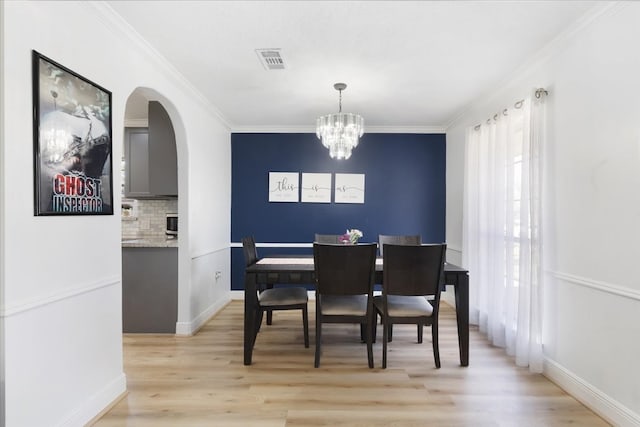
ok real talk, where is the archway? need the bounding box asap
[121,87,187,334]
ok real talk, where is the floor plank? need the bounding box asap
[93,301,609,426]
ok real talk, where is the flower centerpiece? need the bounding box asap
[339,229,363,244]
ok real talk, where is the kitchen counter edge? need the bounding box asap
[122,237,178,248]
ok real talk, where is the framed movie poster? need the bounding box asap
[32,51,113,215]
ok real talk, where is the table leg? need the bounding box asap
[244,272,258,365]
[454,272,469,366]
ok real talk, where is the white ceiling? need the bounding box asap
[109,1,600,131]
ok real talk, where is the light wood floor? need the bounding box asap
[94,301,608,426]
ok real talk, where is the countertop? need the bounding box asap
[122,235,178,248]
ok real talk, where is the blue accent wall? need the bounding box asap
[231,132,446,290]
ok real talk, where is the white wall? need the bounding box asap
[446,3,640,425]
[0,0,6,422]
[1,2,231,425]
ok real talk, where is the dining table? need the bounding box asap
[243,255,469,366]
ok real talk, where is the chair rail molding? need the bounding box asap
[191,245,229,261]
[230,242,313,248]
[551,270,640,302]
[1,276,120,317]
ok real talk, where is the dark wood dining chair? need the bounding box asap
[314,234,342,244]
[242,236,309,348]
[378,234,421,256]
[377,234,422,342]
[373,243,446,368]
[313,243,377,368]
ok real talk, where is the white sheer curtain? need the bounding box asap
[462,91,546,372]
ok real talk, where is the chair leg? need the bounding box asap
[302,307,309,348]
[264,284,275,325]
[388,324,393,342]
[372,314,378,343]
[417,324,423,343]
[366,318,374,369]
[360,324,366,342]
[314,309,321,368]
[432,322,441,369]
[382,319,389,369]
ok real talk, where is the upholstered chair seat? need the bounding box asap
[259,287,309,306]
[375,295,433,317]
[320,295,368,316]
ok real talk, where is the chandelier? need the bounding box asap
[316,83,364,159]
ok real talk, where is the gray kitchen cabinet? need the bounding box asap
[122,247,178,333]
[124,101,177,198]
[148,101,178,196]
[124,128,150,197]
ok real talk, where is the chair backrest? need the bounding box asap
[314,234,342,244]
[378,234,421,256]
[313,243,377,296]
[241,236,258,267]
[382,244,446,297]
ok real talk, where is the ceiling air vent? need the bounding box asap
[255,49,286,70]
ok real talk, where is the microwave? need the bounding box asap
[166,213,178,236]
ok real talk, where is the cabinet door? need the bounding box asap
[148,101,178,196]
[124,128,151,197]
[122,247,178,333]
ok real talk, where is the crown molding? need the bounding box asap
[445,2,624,130]
[88,1,232,130]
[366,126,446,134]
[231,125,316,134]
[231,125,446,134]
[87,2,449,136]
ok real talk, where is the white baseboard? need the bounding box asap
[59,373,126,427]
[544,357,640,426]
[175,296,231,336]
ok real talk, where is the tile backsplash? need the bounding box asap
[122,199,178,238]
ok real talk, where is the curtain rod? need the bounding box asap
[473,88,547,131]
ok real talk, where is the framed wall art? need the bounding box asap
[335,173,365,204]
[268,172,299,202]
[32,50,113,215]
[301,173,331,203]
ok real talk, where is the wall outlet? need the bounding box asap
[215,271,222,281]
